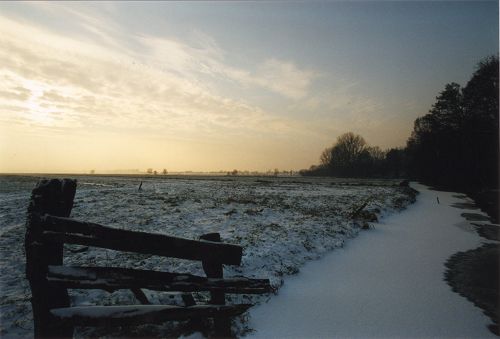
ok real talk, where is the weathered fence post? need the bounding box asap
[200,232,232,337]
[25,179,77,338]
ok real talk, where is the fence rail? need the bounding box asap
[40,214,243,265]
[47,265,271,294]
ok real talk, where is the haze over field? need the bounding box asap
[0,1,498,173]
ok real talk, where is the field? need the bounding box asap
[0,175,416,337]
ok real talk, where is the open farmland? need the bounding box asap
[0,175,416,337]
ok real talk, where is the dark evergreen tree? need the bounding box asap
[407,56,499,190]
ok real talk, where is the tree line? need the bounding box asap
[301,55,499,192]
[300,132,407,178]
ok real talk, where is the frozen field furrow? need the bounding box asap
[0,175,416,337]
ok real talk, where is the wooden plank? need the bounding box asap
[181,293,196,307]
[47,266,272,294]
[200,233,230,337]
[41,215,243,265]
[200,233,225,304]
[50,304,252,327]
[25,179,76,338]
[131,288,150,305]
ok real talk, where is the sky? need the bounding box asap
[0,1,498,173]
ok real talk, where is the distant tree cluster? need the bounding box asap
[300,132,406,178]
[301,55,499,191]
[226,169,295,176]
[146,168,168,175]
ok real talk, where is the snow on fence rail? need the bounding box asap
[24,178,271,338]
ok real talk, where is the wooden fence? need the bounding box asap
[25,179,271,338]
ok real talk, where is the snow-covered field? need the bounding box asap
[0,175,415,337]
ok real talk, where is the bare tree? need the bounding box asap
[331,132,368,167]
[320,147,333,168]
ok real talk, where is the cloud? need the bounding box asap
[1,12,311,142]
[0,86,31,101]
[137,33,316,99]
[2,5,400,172]
[255,59,316,99]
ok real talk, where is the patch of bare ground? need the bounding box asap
[444,244,499,335]
[472,223,500,241]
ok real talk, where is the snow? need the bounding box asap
[248,183,495,338]
[0,175,414,337]
[51,304,245,320]
[51,305,184,319]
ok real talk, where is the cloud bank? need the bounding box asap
[0,4,391,172]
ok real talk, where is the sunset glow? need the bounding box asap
[0,1,497,173]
